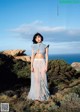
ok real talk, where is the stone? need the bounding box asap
[2,49,26,56]
[15,56,31,62]
[71,62,80,71]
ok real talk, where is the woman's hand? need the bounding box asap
[31,67,34,72]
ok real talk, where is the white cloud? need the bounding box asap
[7,21,80,54]
[8,21,80,41]
[8,20,65,34]
[67,29,80,35]
[49,41,80,54]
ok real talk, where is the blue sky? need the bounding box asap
[0,0,80,55]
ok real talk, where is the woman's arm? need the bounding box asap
[45,47,49,71]
[31,49,34,71]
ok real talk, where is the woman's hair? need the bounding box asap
[32,32,43,44]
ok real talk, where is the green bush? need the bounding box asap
[12,59,31,78]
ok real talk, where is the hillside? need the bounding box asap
[0,53,80,112]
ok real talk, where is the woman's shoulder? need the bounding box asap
[42,43,50,48]
[31,43,50,48]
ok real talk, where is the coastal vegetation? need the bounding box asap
[0,52,80,112]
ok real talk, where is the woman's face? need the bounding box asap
[35,35,42,43]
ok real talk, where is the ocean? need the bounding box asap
[48,54,80,64]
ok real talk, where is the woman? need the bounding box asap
[27,32,50,102]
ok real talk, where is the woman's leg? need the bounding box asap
[33,59,41,100]
[39,59,50,100]
[27,59,50,101]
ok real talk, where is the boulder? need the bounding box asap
[1,49,26,56]
[1,49,31,62]
[71,62,80,71]
[15,56,31,62]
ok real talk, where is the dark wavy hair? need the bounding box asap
[32,32,43,44]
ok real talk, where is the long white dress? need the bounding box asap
[27,58,50,101]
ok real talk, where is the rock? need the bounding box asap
[71,62,80,71]
[1,49,31,62]
[15,56,31,62]
[2,49,26,56]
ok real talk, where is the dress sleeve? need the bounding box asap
[45,44,49,48]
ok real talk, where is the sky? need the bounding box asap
[0,0,80,55]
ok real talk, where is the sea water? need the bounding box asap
[49,54,80,64]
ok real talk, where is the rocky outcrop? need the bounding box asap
[15,56,31,62]
[71,62,80,71]
[1,49,31,62]
[1,49,26,56]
